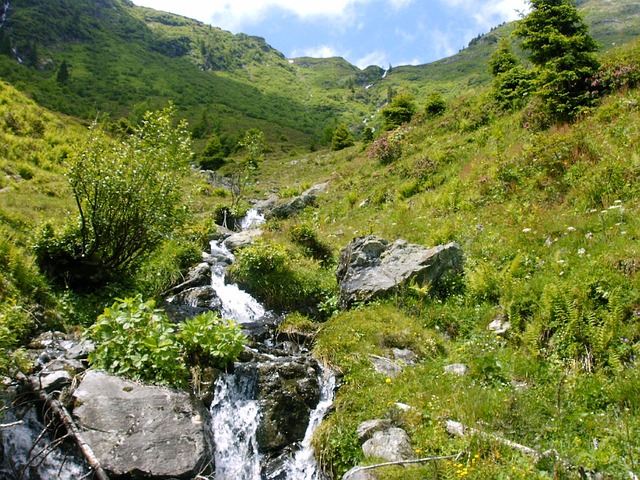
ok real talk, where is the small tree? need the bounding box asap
[199,133,225,170]
[424,91,446,117]
[381,92,416,130]
[330,123,355,151]
[56,60,70,84]
[514,0,600,121]
[489,38,535,110]
[229,128,267,208]
[36,104,192,287]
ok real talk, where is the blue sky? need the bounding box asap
[131,0,529,69]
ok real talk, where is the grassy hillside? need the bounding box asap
[0,1,639,477]
[236,38,640,478]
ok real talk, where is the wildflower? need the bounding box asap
[522,228,532,233]
[567,226,576,232]
[385,378,392,384]
[578,248,586,256]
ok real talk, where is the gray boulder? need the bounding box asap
[72,371,210,479]
[336,236,464,309]
[224,228,264,252]
[264,183,329,220]
[343,467,379,480]
[362,427,415,462]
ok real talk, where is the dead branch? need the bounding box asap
[446,420,571,468]
[345,452,465,477]
[22,377,110,480]
[0,420,23,429]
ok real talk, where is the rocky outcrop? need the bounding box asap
[336,235,464,309]
[72,371,211,479]
[254,357,321,452]
[261,182,329,220]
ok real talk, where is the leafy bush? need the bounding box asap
[425,91,446,117]
[35,104,192,288]
[228,240,335,315]
[177,311,246,369]
[330,123,355,151]
[88,295,188,387]
[381,92,416,130]
[289,222,333,264]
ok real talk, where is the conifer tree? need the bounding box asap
[514,0,600,121]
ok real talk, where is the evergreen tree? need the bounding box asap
[330,124,355,151]
[56,60,70,84]
[514,0,600,121]
[381,93,416,131]
[489,38,535,110]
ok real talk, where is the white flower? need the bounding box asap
[522,228,532,233]
[578,248,586,256]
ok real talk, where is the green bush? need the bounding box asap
[229,240,335,315]
[289,222,333,264]
[35,104,192,288]
[177,311,246,369]
[88,295,188,387]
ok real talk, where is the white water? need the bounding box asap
[208,208,334,479]
[210,373,262,480]
[209,209,267,324]
[285,369,336,480]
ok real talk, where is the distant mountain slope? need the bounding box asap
[0,0,637,148]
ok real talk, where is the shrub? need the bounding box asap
[381,93,416,130]
[367,128,404,164]
[425,91,446,117]
[88,295,188,387]
[330,123,355,151]
[177,311,246,369]
[229,240,335,315]
[35,104,192,288]
[289,222,333,264]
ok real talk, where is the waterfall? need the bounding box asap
[210,372,262,480]
[209,209,335,480]
[285,370,336,480]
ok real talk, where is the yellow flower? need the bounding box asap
[385,378,392,383]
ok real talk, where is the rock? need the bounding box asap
[336,235,464,309]
[264,183,329,220]
[369,355,403,378]
[223,228,264,252]
[392,348,418,366]
[164,286,222,322]
[254,358,321,452]
[362,427,415,462]
[33,370,71,394]
[343,467,379,480]
[65,339,95,360]
[444,363,468,375]
[72,371,210,479]
[356,419,393,443]
[165,262,213,295]
[488,313,511,337]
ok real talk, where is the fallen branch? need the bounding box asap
[446,420,571,468]
[22,377,110,480]
[0,420,23,429]
[345,452,465,477]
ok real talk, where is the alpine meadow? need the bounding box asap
[1,0,640,479]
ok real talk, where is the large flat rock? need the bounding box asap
[72,370,210,478]
[336,236,464,309]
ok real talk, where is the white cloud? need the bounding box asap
[132,0,373,32]
[355,50,389,69]
[291,44,347,59]
[440,0,528,31]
